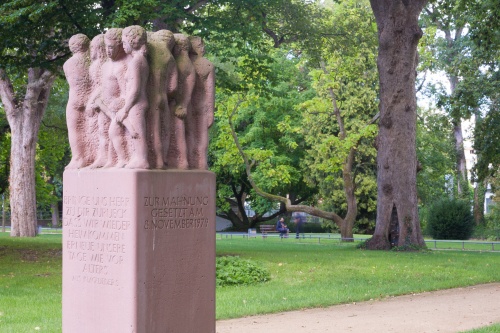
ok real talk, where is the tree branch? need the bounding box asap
[0,69,17,114]
[41,120,67,132]
[58,0,84,32]
[185,0,209,14]
[227,97,344,226]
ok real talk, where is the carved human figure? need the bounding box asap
[186,36,215,170]
[99,28,130,167]
[146,30,178,168]
[113,25,150,169]
[165,34,195,169]
[85,34,111,168]
[64,33,91,169]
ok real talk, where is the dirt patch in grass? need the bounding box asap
[18,248,62,262]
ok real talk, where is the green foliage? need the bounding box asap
[211,47,317,226]
[0,0,103,71]
[300,0,378,230]
[426,198,474,240]
[0,126,10,195]
[35,79,70,213]
[474,204,500,241]
[216,256,270,287]
[416,108,455,206]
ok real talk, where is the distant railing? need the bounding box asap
[216,232,500,252]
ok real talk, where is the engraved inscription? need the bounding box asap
[143,195,210,230]
[64,195,130,287]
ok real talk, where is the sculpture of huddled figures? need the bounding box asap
[186,37,215,170]
[64,27,214,171]
[64,34,91,170]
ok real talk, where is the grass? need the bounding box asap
[463,324,500,333]
[0,233,62,333]
[215,237,500,319]
[1,232,499,332]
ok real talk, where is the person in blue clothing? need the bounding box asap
[292,211,306,239]
[276,217,289,238]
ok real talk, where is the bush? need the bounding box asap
[474,204,500,240]
[426,198,474,240]
[216,256,270,287]
[260,222,328,233]
[287,222,326,233]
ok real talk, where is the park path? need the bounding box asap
[216,283,500,333]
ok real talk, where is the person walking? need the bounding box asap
[292,212,306,239]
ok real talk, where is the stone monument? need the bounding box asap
[62,25,215,333]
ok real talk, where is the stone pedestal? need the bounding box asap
[62,169,215,333]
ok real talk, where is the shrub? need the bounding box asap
[474,204,500,240]
[216,256,270,287]
[287,222,326,233]
[426,198,474,240]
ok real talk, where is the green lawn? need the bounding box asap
[216,237,500,319]
[0,234,62,333]
[1,232,499,332]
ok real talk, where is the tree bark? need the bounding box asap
[448,75,468,196]
[367,0,427,250]
[0,68,55,237]
[51,202,60,227]
[473,181,485,225]
[341,148,357,241]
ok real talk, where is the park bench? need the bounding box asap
[259,224,278,238]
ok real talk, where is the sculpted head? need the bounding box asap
[189,36,205,56]
[122,25,147,54]
[154,30,175,50]
[104,28,124,60]
[90,34,106,61]
[173,34,191,56]
[68,34,90,54]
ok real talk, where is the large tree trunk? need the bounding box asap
[473,181,485,225]
[51,202,60,227]
[341,149,357,241]
[0,68,55,237]
[366,0,427,250]
[448,75,468,196]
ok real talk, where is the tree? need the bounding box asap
[366,0,427,250]
[420,1,482,199]
[464,0,500,185]
[0,0,101,236]
[416,108,455,206]
[211,48,317,230]
[36,79,71,226]
[300,0,379,238]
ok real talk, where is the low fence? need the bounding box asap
[2,227,498,252]
[216,232,500,252]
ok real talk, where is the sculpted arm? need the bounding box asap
[175,69,194,119]
[167,63,178,98]
[206,66,215,127]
